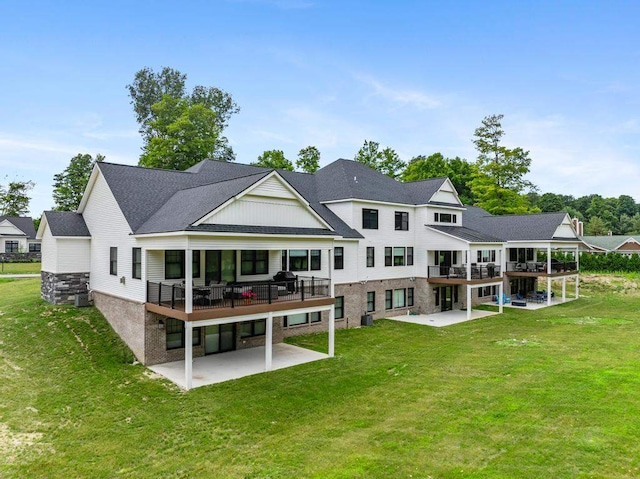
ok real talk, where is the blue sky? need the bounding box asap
[1,0,640,216]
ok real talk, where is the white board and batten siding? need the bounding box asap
[203,176,326,230]
[430,180,461,205]
[81,172,146,303]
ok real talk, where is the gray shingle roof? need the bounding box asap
[462,206,574,241]
[581,235,640,251]
[43,211,90,237]
[0,216,36,239]
[428,225,504,243]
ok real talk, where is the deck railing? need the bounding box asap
[428,264,501,280]
[506,261,578,273]
[146,276,331,311]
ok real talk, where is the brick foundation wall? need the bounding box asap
[41,271,90,304]
[93,291,147,364]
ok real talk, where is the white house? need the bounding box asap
[38,158,582,388]
[0,216,40,256]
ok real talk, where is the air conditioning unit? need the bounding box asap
[75,293,89,308]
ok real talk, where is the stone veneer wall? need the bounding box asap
[92,291,147,364]
[41,271,90,304]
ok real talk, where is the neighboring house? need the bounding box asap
[0,216,40,258]
[37,158,582,388]
[581,235,640,255]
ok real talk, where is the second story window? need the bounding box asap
[366,247,375,267]
[362,209,379,229]
[395,211,409,230]
[434,212,456,223]
[334,247,344,270]
[110,247,118,276]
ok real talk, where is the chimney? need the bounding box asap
[572,217,584,236]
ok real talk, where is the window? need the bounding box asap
[407,288,414,307]
[239,319,266,338]
[407,247,414,266]
[393,289,406,308]
[165,250,183,279]
[132,248,142,279]
[434,212,456,223]
[28,243,41,252]
[395,211,409,230]
[362,209,379,229]
[241,250,268,275]
[289,250,308,271]
[311,250,321,271]
[477,250,496,263]
[335,296,344,319]
[164,250,201,279]
[5,241,18,253]
[285,312,322,327]
[478,285,497,298]
[281,250,288,271]
[166,318,201,350]
[366,247,375,267]
[385,290,392,310]
[385,247,392,266]
[109,247,117,276]
[334,247,344,270]
[367,291,375,312]
[434,288,440,307]
[393,247,405,266]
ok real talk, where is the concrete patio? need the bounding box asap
[488,296,578,311]
[388,309,499,327]
[149,343,328,389]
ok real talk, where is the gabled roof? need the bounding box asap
[581,235,640,251]
[95,160,362,238]
[0,216,36,239]
[462,206,575,242]
[42,211,90,237]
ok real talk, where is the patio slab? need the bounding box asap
[149,343,328,389]
[388,309,499,327]
[488,296,577,311]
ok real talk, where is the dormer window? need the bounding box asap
[434,212,456,223]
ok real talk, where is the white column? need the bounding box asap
[498,282,504,313]
[575,247,580,271]
[265,313,273,371]
[547,246,552,273]
[500,246,507,277]
[466,284,472,320]
[328,306,335,357]
[562,277,566,301]
[466,248,471,281]
[547,276,552,306]
[185,321,193,390]
[328,248,335,297]
[576,275,580,299]
[185,248,193,314]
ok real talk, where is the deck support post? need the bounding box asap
[562,277,566,301]
[185,321,193,390]
[576,275,580,299]
[328,306,335,357]
[185,248,193,314]
[498,282,504,314]
[265,312,273,371]
[466,284,472,320]
[547,246,552,306]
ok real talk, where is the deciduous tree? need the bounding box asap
[354,140,405,178]
[296,146,321,173]
[0,179,34,216]
[252,150,294,171]
[53,153,104,211]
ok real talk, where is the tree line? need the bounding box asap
[2,66,637,239]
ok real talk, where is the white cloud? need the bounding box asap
[355,74,442,110]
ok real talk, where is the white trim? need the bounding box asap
[424,225,504,245]
[187,304,334,328]
[77,164,101,213]
[193,171,334,230]
[133,231,339,240]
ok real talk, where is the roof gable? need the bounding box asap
[0,216,36,238]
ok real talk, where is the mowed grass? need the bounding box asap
[0,262,41,274]
[1,275,640,478]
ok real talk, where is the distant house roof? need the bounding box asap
[462,206,575,242]
[0,216,36,239]
[581,235,640,252]
[43,211,90,237]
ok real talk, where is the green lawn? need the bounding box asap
[0,262,41,274]
[1,275,640,478]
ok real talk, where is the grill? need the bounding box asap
[273,271,296,292]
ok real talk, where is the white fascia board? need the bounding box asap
[188,304,334,328]
[76,164,101,213]
[55,236,92,240]
[418,203,466,210]
[35,214,48,239]
[193,171,334,231]
[133,230,340,240]
[320,198,415,208]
